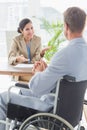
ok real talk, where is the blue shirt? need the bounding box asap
[29,37,87,99]
[26,44,31,63]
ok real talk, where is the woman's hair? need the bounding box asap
[17,18,32,33]
[64,7,86,33]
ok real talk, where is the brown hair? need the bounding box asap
[64,7,86,33]
[17,18,32,33]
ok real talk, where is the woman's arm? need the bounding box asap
[8,37,28,65]
[40,46,51,57]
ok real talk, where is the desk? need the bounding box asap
[0,61,33,77]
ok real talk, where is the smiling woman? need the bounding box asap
[8,18,42,65]
[0,1,87,129]
[7,18,42,82]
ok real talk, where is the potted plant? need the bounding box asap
[40,18,65,62]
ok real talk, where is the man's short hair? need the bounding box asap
[64,7,86,33]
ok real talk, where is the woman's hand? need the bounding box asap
[32,59,47,75]
[16,55,29,63]
[40,46,51,57]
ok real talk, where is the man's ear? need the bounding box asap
[65,23,69,31]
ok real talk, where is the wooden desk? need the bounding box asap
[0,61,33,77]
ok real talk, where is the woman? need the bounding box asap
[8,18,42,65]
[8,18,50,81]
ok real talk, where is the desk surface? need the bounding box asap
[0,61,32,76]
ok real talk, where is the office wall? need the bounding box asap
[0,0,40,57]
[0,0,40,31]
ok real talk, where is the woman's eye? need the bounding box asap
[25,28,30,31]
[31,27,33,30]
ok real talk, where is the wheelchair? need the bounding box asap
[19,113,74,130]
[0,75,87,130]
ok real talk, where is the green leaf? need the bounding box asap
[40,18,65,61]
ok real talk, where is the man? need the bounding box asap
[0,7,87,130]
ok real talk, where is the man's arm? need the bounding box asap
[32,59,47,75]
[29,48,68,97]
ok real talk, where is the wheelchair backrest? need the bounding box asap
[54,76,87,127]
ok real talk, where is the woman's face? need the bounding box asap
[22,22,34,41]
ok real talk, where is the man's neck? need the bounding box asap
[68,32,82,40]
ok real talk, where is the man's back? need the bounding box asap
[50,38,87,81]
[29,37,87,99]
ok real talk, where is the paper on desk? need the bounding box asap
[14,63,34,69]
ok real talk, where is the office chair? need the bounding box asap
[0,76,87,130]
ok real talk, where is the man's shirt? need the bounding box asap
[28,37,87,102]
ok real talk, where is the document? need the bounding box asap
[14,63,34,69]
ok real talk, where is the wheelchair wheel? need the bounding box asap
[19,113,74,130]
[80,126,85,130]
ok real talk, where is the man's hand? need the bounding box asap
[32,59,47,75]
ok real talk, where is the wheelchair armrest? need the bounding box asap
[84,100,87,105]
[7,82,29,103]
[15,82,29,89]
[63,75,76,82]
